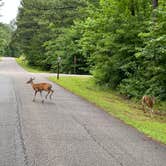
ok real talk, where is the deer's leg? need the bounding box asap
[150,108,153,117]
[49,89,54,100]
[33,90,38,102]
[142,103,146,113]
[40,91,44,103]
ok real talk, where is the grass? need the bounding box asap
[49,76,166,144]
[16,56,51,73]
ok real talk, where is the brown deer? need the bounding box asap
[26,77,54,103]
[141,95,155,117]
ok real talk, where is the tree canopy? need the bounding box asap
[9,0,166,100]
[0,1,13,56]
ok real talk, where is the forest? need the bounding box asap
[1,0,166,100]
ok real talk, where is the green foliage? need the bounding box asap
[42,0,89,73]
[11,0,166,100]
[13,0,88,72]
[0,23,13,56]
[119,3,166,100]
[75,0,166,100]
[16,55,51,73]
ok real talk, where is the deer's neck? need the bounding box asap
[31,81,35,87]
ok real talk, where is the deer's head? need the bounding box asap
[26,77,35,84]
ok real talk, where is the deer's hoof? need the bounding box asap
[42,100,44,104]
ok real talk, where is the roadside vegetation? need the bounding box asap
[0,23,13,56]
[49,76,166,144]
[16,56,51,73]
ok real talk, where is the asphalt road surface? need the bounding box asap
[0,57,165,166]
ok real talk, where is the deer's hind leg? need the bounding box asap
[142,103,146,113]
[40,91,44,103]
[49,89,54,100]
[45,90,51,99]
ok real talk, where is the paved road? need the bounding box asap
[0,57,165,166]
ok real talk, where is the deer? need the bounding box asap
[26,77,54,103]
[141,95,155,117]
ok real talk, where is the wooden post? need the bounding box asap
[74,55,77,74]
[57,62,59,80]
[57,56,61,80]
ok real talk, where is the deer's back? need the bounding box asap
[33,83,52,91]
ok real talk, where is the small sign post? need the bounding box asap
[57,56,61,80]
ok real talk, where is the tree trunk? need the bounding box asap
[152,0,158,22]
[130,0,135,16]
[152,0,158,9]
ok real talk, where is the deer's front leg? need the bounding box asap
[33,90,38,102]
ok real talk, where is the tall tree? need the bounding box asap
[14,0,88,70]
[0,24,13,56]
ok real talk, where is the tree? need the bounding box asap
[119,0,166,99]
[0,23,13,56]
[14,0,88,70]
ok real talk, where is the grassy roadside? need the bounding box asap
[49,76,166,144]
[16,56,51,73]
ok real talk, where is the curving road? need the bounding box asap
[0,57,165,166]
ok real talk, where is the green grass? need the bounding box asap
[49,76,166,144]
[16,56,51,73]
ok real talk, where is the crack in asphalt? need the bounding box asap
[12,77,29,166]
[71,115,124,166]
[0,124,16,127]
